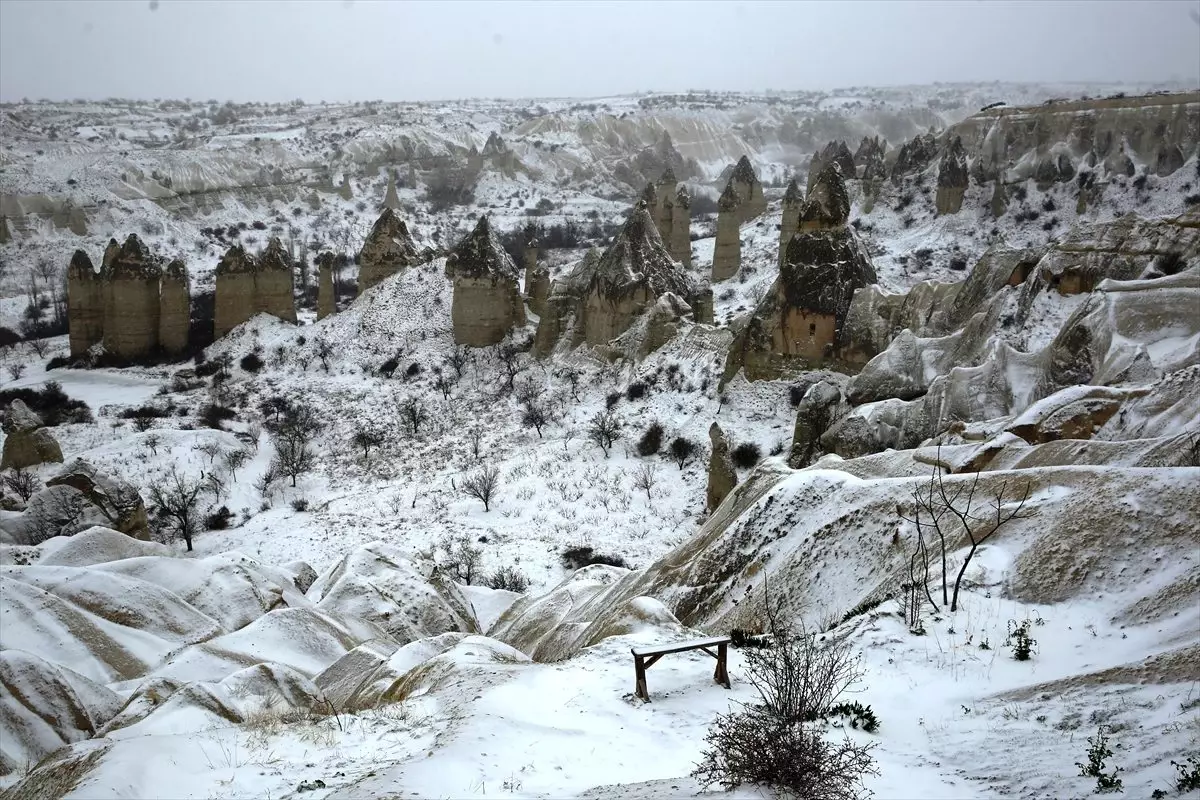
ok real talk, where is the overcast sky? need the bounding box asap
[1,0,1197,103]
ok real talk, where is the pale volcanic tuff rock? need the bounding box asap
[66,249,104,358]
[1,401,62,471]
[889,131,938,183]
[316,252,335,320]
[157,259,189,356]
[797,161,852,232]
[448,215,526,347]
[778,178,803,267]
[669,185,692,268]
[706,423,736,513]
[808,140,856,193]
[101,234,163,359]
[711,182,742,282]
[357,207,420,295]
[213,238,296,339]
[727,155,767,221]
[935,135,970,215]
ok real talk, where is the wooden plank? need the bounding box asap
[631,635,732,658]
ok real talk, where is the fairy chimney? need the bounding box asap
[383,170,400,210]
[213,239,297,340]
[158,259,190,356]
[102,234,162,359]
[729,156,767,222]
[317,252,335,320]
[524,237,550,317]
[654,168,677,238]
[798,162,851,232]
[779,179,803,267]
[357,207,419,295]
[67,249,104,357]
[712,182,742,282]
[808,141,856,193]
[669,186,692,268]
[448,215,526,346]
[935,136,970,215]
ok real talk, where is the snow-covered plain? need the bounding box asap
[2,86,1199,799]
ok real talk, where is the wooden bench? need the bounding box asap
[631,635,732,702]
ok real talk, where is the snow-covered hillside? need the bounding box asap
[1,84,1198,800]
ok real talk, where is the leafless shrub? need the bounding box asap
[438,532,483,584]
[632,462,657,501]
[222,448,250,482]
[692,596,877,800]
[147,466,206,551]
[586,409,622,458]
[2,467,38,501]
[461,464,500,512]
[399,396,427,436]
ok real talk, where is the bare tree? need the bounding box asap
[669,436,697,470]
[587,409,622,458]
[445,347,470,379]
[399,397,427,436]
[353,426,383,463]
[148,467,206,551]
[461,464,500,512]
[143,433,162,456]
[632,462,657,502]
[521,400,549,438]
[558,368,582,401]
[433,369,455,400]
[6,363,26,381]
[220,449,249,482]
[315,338,335,372]
[2,467,38,501]
[692,593,878,800]
[897,449,1032,613]
[437,532,483,584]
[495,344,527,392]
[468,427,484,460]
[267,402,323,487]
[197,441,223,465]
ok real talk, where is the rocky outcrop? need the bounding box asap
[533,202,709,358]
[213,239,297,339]
[448,216,526,346]
[788,380,846,468]
[383,170,400,210]
[727,163,877,381]
[1104,144,1136,177]
[45,459,150,540]
[779,179,803,267]
[890,132,938,183]
[316,252,335,320]
[669,186,692,268]
[712,182,742,282]
[857,137,887,208]
[809,141,856,192]
[67,250,104,358]
[728,156,767,222]
[1,401,63,470]
[935,136,969,215]
[157,259,189,356]
[356,208,419,296]
[1005,385,1131,444]
[101,235,163,360]
[798,162,851,232]
[523,239,550,317]
[706,423,736,513]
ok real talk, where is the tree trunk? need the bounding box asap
[950,543,977,612]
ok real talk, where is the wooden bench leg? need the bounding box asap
[714,642,731,689]
[634,655,650,702]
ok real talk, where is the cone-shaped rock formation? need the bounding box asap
[448,216,526,346]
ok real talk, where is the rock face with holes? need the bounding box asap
[712,182,742,282]
[67,249,104,357]
[448,216,526,347]
[1,401,63,471]
[533,202,710,358]
[779,179,803,267]
[357,208,419,296]
[316,252,335,320]
[101,234,163,359]
[214,238,296,339]
[936,136,969,215]
[706,423,737,512]
[726,163,877,381]
[727,156,767,221]
[157,259,190,356]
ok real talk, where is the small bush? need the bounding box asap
[1172,755,1200,792]
[1005,618,1037,661]
[1041,196,1057,212]
[731,442,762,469]
[119,405,169,421]
[204,506,234,530]
[45,355,72,370]
[240,352,265,373]
[1076,725,1123,793]
[826,701,880,733]
[199,402,237,430]
[625,381,647,401]
[637,421,664,456]
[0,383,92,426]
[560,545,628,571]
[669,436,697,469]
[486,565,530,593]
[730,628,771,649]
[379,356,400,377]
[605,391,622,409]
[405,362,421,378]
[194,359,222,378]
[291,497,310,512]
[949,256,968,271]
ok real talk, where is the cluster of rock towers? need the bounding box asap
[712,155,768,281]
[639,168,692,268]
[67,235,191,359]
